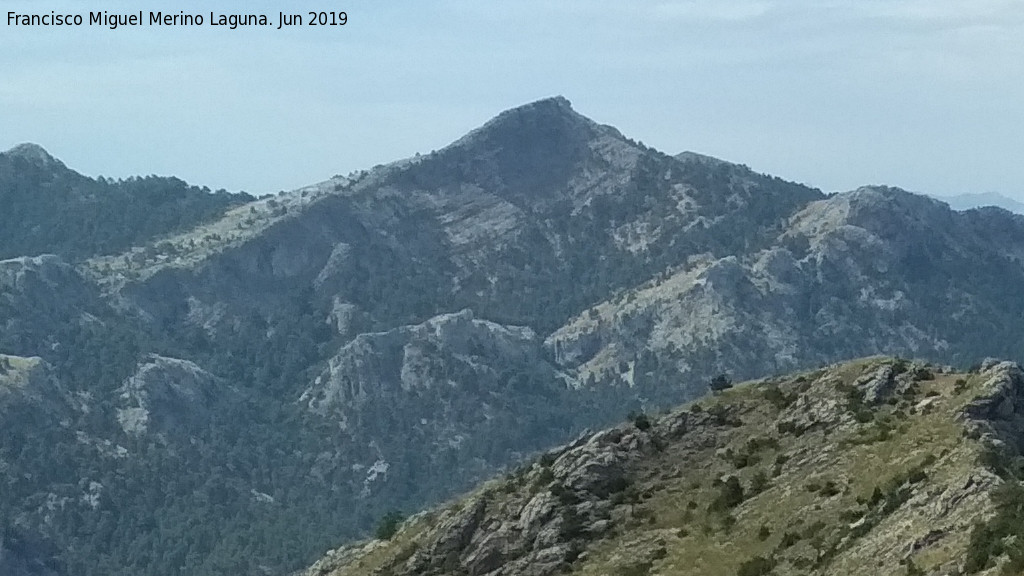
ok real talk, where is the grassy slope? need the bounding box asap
[303,357,1008,576]
[575,359,986,576]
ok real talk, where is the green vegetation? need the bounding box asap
[375,511,405,541]
[710,374,733,392]
[0,151,248,260]
[736,555,774,576]
[631,411,653,431]
[965,463,1024,573]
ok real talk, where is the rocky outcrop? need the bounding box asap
[0,255,100,317]
[303,309,546,419]
[116,355,224,436]
[0,354,73,418]
[280,309,623,539]
[308,421,657,576]
[961,360,1024,454]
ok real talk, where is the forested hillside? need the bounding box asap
[0,143,249,260]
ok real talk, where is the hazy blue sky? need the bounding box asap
[3,1,1023,198]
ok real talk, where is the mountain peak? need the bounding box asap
[453,95,598,148]
[505,95,575,115]
[3,143,63,168]
[402,96,619,199]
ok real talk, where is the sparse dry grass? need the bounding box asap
[302,359,1001,576]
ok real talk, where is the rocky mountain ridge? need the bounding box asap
[3,98,1024,575]
[303,357,1024,576]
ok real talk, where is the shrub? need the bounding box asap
[560,508,587,540]
[854,409,875,423]
[722,514,737,533]
[892,358,909,375]
[819,481,841,497]
[709,476,745,511]
[911,366,934,381]
[762,385,793,409]
[550,483,580,505]
[747,436,780,452]
[737,556,775,576]
[867,486,884,507]
[375,510,404,540]
[710,374,733,392]
[630,411,653,431]
[731,452,758,469]
[779,531,801,548]
[777,421,801,436]
[964,522,998,573]
[750,470,770,495]
[905,558,924,576]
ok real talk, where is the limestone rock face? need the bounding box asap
[116,355,224,436]
[304,309,543,417]
[857,364,896,404]
[962,360,1024,454]
[0,354,72,418]
[295,309,601,509]
[309,420,652,576]
[4,142,62,167]
[0,255,101,323]
[547,186,1024,401]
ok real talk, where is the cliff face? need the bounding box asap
[292,309,600,506]
[304,358,1024,576]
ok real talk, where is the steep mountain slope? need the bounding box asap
[0,143,249,260]
[89,97,822,336]
[547,186,1024,406]
[0,355,81,576]
[303,357,1024,576]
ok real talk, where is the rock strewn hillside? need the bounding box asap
[304,357,1024,576]
[547,186,1024,405]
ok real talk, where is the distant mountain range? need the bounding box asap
[931,191,1024,214]
[3,97,1024,576]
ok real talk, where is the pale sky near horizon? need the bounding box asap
[2,1,1023,199]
